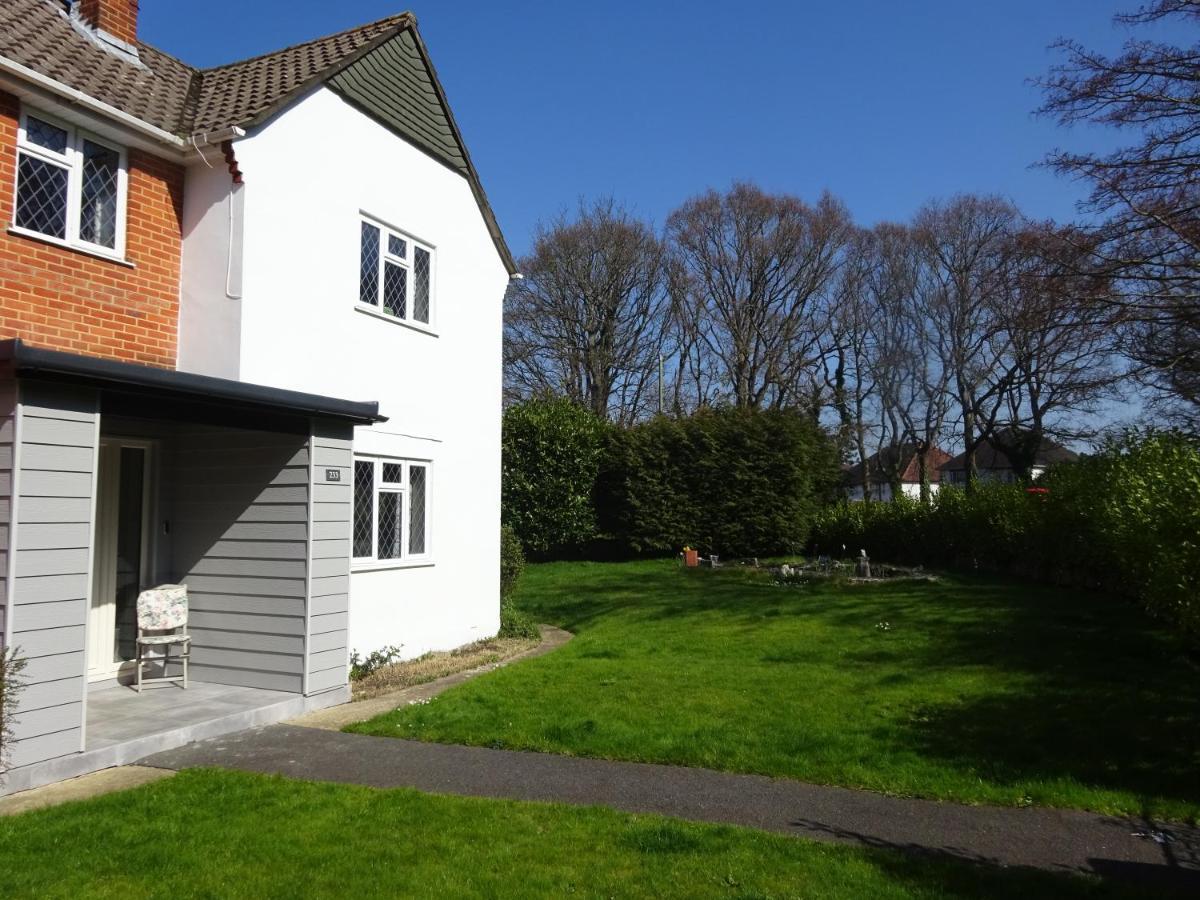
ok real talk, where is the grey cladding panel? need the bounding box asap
[8,728,81,769]
[308,629,345,654]
[305,423,352,694]
[9,624,85,658]
[11,701,82,739]
[307,665,347,694]
[7,381,96,770]
[169,427,308,694]
[186,665,301,693]
[21,416,95,448]
[17,676,84,711]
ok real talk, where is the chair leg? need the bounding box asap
[136,641,143,693]
[182,646,188,690]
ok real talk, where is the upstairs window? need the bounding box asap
[13,108,126,256]
[353,457,431,565]
[359,217,434,327]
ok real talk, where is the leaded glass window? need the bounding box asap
[359,222,380,307]
[353,460,375,558]
[383,261,407,318]
[13,108,126,254]
[351,458,432,564]
[408,465,427,555]
[26,116,68,155]
[413,246,431,324]
[378,491,403,560]
[79,140,119,248]
[357,217,434,327]
[15,155,68,239]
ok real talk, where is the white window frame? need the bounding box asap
[357,213,436,333]
[12,106,129,260]
[352,456,433,569]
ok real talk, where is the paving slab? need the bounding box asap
[141,724,1200,892]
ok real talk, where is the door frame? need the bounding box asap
[86,437,157,683]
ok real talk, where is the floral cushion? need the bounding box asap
[137,584,188,631]
[137,633,191,646]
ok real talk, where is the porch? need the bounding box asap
[0,339,382,796]
[2,679,347,796]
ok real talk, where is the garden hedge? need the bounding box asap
[502,401,839,559]
[810,431,1200,640]
[596,407,838,558]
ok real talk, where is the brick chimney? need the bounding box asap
[78,0,140,47]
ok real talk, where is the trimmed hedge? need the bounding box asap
[597,408,839,558]
[502,399,606,554]
[502,403,839,560]
[810,432,1200,640]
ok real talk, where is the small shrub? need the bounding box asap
[349,645,405,681]
[500,524,525,601]
[499,598,539,640]
[1,647,25,780]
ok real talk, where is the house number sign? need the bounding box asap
[325,469,341,482]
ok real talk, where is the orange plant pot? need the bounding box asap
[683,549,699,567]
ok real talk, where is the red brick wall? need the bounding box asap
[79,0,139,46]
[0,91,183,368]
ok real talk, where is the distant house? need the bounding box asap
[939,434,1078,485]
[843,446,953,502]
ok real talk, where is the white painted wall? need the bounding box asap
[179,161,244,379]
[179,86,507,659]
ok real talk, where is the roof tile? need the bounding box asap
[0,0,408,136]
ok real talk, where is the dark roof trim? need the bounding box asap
[0,340,386,425]
[404,26,516,276]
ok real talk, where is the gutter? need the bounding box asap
[0,54,187,151]
[0,339,387,426]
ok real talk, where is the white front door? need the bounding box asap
[87,440,153,682]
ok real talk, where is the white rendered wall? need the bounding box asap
[179,160,244,379]
[182,87,507,658]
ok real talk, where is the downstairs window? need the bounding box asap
[353,457,431,564]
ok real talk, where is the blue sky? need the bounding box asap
[142,1,1143,261]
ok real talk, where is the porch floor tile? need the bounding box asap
[86,682,297,750]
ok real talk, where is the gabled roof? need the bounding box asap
[940,433,1079,472]
[844,445,952,486]
[0,1,515,273]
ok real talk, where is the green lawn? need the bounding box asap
[351,560,1200,822]
[0,769,1151,899]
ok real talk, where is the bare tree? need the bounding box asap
[988,225,1120,479]
[504,200,670,424]
[666,184,852,409]
[875,224,955,500]
[821,229,877,477]
[1036,0,1200,426]
[915,196,1022,489]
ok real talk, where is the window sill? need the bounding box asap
[8,226,134,268]
[354,304,438,337]
[352,559,436,573]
